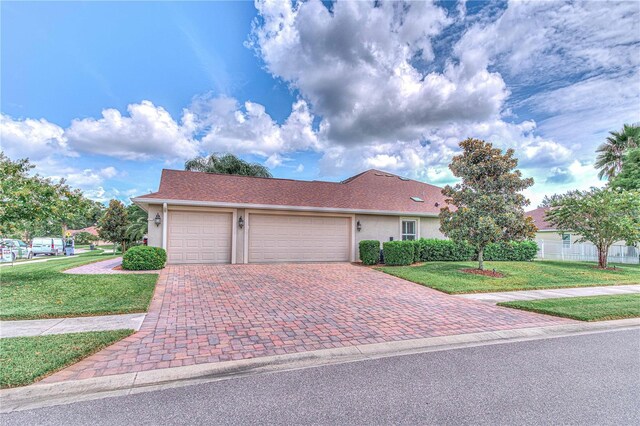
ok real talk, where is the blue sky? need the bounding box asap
[2,0,639,206]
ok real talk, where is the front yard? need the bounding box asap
[378,260,640,294]
[0,251,157,320]
[0,330,133,388]
[499,294,640,321]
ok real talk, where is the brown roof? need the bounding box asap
[135,169,448,215]
[69,226,99,236]
[527,207,554,231]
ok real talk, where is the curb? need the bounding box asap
[2,318,638,413]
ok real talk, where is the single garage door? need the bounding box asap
[167,211,232,264]
[248,214,350,263]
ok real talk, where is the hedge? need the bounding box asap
[382,241,415,266]
[359,240,380,265]
[482,241,538,261]
[416,239,475,262]
[122,246,167,271]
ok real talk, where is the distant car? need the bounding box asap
[31,237,65,256]
[0,239,33,260]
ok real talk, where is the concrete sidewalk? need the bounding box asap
[0,314,146,338]
[459,284,640,303]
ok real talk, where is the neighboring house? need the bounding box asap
[68,226,108,245]
[527,207,639,264]
[132,169,447,264]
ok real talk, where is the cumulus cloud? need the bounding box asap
[64,101,199,161]
[0,114,74,160]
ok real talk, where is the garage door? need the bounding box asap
[167,211,232,264]
[248,214,350,263]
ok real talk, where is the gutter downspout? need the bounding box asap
[162,203,167,250]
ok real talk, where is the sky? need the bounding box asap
[2,0,639,207]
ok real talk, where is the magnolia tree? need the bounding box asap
[545,188,640,268]
[98,200,128,254]
[439,138,537,270]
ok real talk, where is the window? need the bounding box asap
[402,220,417,241]
[562,233,571,248]
[410,196,424,202]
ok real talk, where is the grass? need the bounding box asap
[377,260,640,294]
[0,250,157,320]
[498,294,640,321]
[0,330,133,388]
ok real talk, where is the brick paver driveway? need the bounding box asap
[45,264,570,382]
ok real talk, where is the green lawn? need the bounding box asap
[0,330,133,388]
[499,294,640,321]
[377,261,640,294]
[0,251,157,320]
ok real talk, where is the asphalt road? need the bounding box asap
[3,329,639,425]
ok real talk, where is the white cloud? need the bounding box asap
[0,114,74,160]
[64,101,199,161]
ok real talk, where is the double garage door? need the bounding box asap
[167,211,350,264]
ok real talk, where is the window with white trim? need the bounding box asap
[401,220,417,241]
[562,233,571,248]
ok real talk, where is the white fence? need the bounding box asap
[536,240,639,264]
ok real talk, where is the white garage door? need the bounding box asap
[248,214,350,263]
[167,211,232,264]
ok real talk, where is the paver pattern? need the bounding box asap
[65,257,157,274]
[44,263,571,382]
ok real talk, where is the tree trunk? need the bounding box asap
[113,243,117,255]
[478,247,484,271]
[598,245,609,269]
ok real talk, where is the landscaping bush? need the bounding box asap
[383,240,415,266]
[483,241,538,261]
[359,240,380,265]
[73,232,98,246]
[122,246,166,270]
[417,239,475,261]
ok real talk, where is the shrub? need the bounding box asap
[73,231,98,246]
[122,246,166,270]
[359,240,380,265]
[383,240,415,266]
[417,239,475,261]
[483,241,538,261]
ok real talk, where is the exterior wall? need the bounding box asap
[419,217,444,239]
[147,204,163,248]
[236,208,245,263]
[354,214,443,245]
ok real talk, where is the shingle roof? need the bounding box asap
[135,169,447,215]
[527,207,554,231]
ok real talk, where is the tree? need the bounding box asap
[0,153,88,238]
[439,138,537,270]
[125,204,148,243]
[594,124,639,180]
[185,153,272,177]
[545,188,640,268]
[539,194,564,208]
[98,200,128,254]
[610,148,640,191]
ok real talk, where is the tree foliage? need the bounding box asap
[125,204,148,242]
[185,153,272,177]
[594,124,639,180]
[0,153,94,238]
[98,200,128,253]
[610,148,640,191]
[545,188,640,268]
[439,138,537,270]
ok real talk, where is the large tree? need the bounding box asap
[610,148,640,191]
[0,153,90,238]
[594,124,639,180]
[98,200,128,254]
[545,188,640,269]
[185,153,272,177]
[439,138,537,270]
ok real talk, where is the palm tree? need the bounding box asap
[595,124,639,180]
[184,153,272,177]
[125,204,148,243]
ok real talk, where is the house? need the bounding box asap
[132,169,447,264]
[68,226,109,246]
[526,207,578,246]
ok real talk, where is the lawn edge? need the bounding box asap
[0,329,135,389]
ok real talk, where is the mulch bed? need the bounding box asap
[461,268,504,278]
